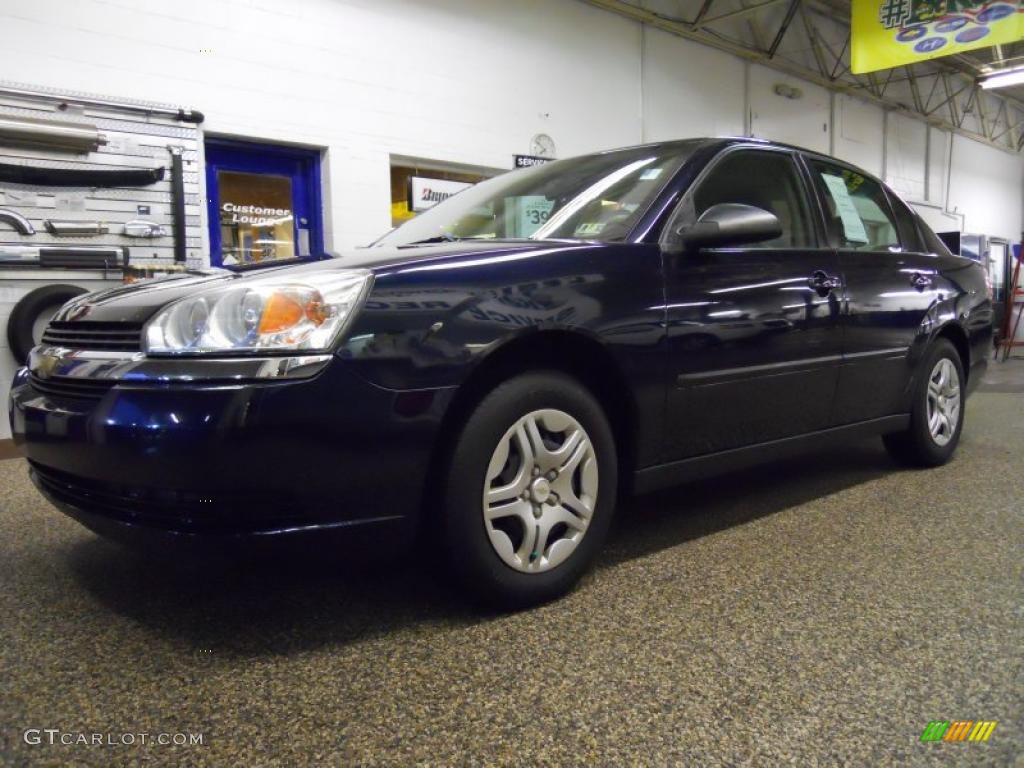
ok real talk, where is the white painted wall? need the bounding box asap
[0,0,1020,248]
[0,0,642,248]
[885,113,928,203]
[641,26,745,142]
[874,116,1024,244]
[748,65,831,155]
[946,134,1024,242]
[833,95,884,178]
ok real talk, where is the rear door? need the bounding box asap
[660,147,843,461]
[803,156,938,424]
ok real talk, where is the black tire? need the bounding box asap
[883,339,965,467]
[7,284,87,363]
[441,371,618,609]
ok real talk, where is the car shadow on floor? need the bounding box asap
[65,439,896,657]
[603,438,895,567]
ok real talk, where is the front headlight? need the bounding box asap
[144,270,372,355]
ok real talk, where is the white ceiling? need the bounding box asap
[583,0,1024,152]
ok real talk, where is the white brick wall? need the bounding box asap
[0,0,645,248]
[0,0,1020,248]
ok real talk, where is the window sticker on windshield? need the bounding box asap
[575,222,606,237]
[639,168,663,181]
[514,196,555,237]
[820,173,869,244]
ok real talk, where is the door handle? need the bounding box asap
[808,270,842,295]
[910,272,933,290]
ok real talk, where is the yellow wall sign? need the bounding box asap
[851,1,1023,74]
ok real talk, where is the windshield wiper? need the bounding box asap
[401,233,464,246]
[396,235,563,248]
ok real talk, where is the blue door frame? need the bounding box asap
[204,138,325,266]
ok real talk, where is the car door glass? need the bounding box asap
[810,160,901,251]
[886,192,923,252]
[689,150,813,248]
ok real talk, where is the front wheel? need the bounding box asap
[883,339,965,467]
[441,372,617,608]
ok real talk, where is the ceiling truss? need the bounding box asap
[581,0,1024,153]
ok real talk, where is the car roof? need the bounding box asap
[594,136,817,156]
[591,136,884,186]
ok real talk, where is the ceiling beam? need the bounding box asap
[691,0,716,27]
[696,0,787,30]
[767,0,801,58]
[578,0,1024,154]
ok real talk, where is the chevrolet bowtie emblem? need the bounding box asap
[35,351,61,379]
[66,303,91,322]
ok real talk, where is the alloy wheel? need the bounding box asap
[482,409,599,573]
[926,358,961,447]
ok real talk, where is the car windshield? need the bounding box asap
[374,143,700,247]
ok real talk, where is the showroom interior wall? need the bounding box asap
[0,0,1021,251]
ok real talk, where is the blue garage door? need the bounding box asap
[204,138,324,267]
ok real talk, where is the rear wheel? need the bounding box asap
[883,339,964,467]
[441,372,617,608]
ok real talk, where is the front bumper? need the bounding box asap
[9,352,452,540]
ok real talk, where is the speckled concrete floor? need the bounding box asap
[1,367,1021,766]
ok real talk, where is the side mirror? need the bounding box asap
[666,203,782,253]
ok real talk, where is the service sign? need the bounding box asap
[851,0,1023,74]
[514,154,553,169]
[408,176,473,213]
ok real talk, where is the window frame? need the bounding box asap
[802,154,905,253]
[659,144,824,252]
[883,187,924,253]
[912,213,955,258]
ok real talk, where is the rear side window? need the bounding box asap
[809,159,900,251]
[690,150,813,248]
[915,216,955,257]
[885,191,923,252]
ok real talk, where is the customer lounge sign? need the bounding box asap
[852,0,1023,74]
[221,202,293,226]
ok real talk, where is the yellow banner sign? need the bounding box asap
[851,0,1023,74]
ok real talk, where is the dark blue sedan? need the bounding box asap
[9,138,992,606]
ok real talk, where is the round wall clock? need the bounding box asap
[530,133,556,158]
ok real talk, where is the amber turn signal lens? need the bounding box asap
[258,292,304,334]
[257,290,330,335]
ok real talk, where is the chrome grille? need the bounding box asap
[41,321,142,352]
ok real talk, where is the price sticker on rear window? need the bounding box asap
[820,173,869,245]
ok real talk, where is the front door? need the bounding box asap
[204,139,323,266]
[661,148,843,461]
[804,157,937,424]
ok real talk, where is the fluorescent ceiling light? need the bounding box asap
[979,66,1024,90]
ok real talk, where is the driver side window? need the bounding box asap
[690,150,813,249]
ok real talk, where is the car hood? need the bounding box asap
[53,240,591,325]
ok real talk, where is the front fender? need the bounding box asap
[336,244,665,392]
